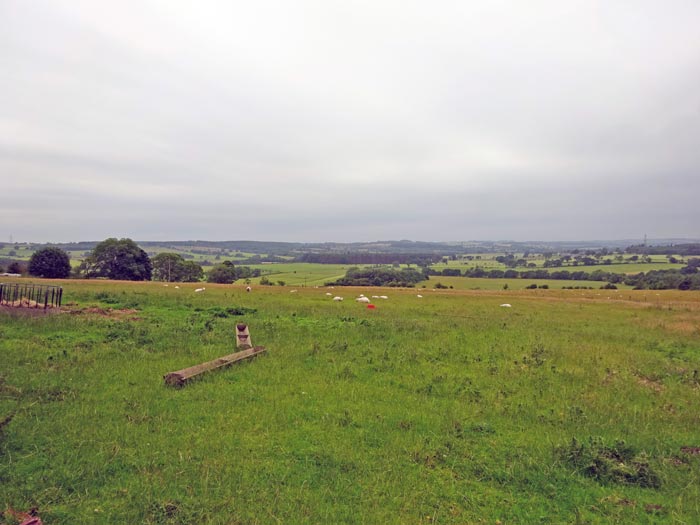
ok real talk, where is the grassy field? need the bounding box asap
[422,276,634,291]
[430,259,685,275]
[1,279,700,524]
[538,263,686,274]
[247,263,360,286]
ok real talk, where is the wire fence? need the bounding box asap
[0,283,63,310]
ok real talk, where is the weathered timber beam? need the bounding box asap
[164,346,266,387]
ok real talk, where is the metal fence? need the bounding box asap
[0,283,63,310]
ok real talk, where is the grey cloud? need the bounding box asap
[1,0,699,242]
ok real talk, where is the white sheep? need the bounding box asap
[416,294,423,298]
[333,296,344,301]
[246,286,251,292]
[325,292,333,296]
[290,290,298,293]
[356,297,370,303]
[379,295,388,299]
[195,287,206,293]
[500,303,512,308]
[174,285,180,289]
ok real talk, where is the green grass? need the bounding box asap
[421,276,633,290]
[539,263,686,274]
[247,263,369,286]
[431,259,685,274]
[1,280,700,523]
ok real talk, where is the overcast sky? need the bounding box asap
[1,1,699,243]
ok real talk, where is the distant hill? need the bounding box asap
[3,238,699,258]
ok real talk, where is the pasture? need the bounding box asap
[423,276,634,291]
[247,263,360,287]
[1,279,699,524]
[537,263,686,274]
[430,258,685,275]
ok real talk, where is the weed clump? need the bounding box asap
[560,437,661,488]
[206,306,257,317]
[94,291,121,304]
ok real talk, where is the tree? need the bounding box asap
[28,247,71,278]
[7,261,23,274]
[152,253,203,282]
[180,261,204,282]
[207,264,238,284]
[84,238,152,281]
[152,253,182,282]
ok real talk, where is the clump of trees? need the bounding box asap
[152,253,203,282]
[28,247,71,278]
[327,267,427,287]
[80,238,152,281]
[1,261,25,275]
[207,261,260,284]
[623,259,700,290]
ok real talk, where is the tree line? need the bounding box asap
[427,259,700,290]
[327,267,427,287]
[626,243,700,256]
[5,238,258,285]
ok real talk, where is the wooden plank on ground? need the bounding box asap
[164,346,266,387]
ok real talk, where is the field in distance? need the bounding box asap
[1,279,699,523]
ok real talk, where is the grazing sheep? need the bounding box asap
[325,292,333,296]
[174,285,180,289]
[333,296,344,301]
[290,290,298,293]
[246,286,251,292]
[371,295,379,298]
[356,297,371,303]
[195,287,206,293]
[379,295,388,299]
[500,303,512,307]
[416,294,423,298]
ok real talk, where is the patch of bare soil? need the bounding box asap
[601,369,618,385]
[636,375,665,393]
[0,305,59,317]
[63,306,140,320]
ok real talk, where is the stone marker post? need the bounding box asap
[236,324,252,349]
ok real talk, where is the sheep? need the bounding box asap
[333,296,344,301]
[416,294,423,298]
[246,286,251,292]
[195,287,206,293]
[371,295,379,299]
[325,292,333,296]
[379,295,388,299]
[500,303,512,308]
[174,285,180,289]
[356,297,371,303]
[290,290,298,293]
